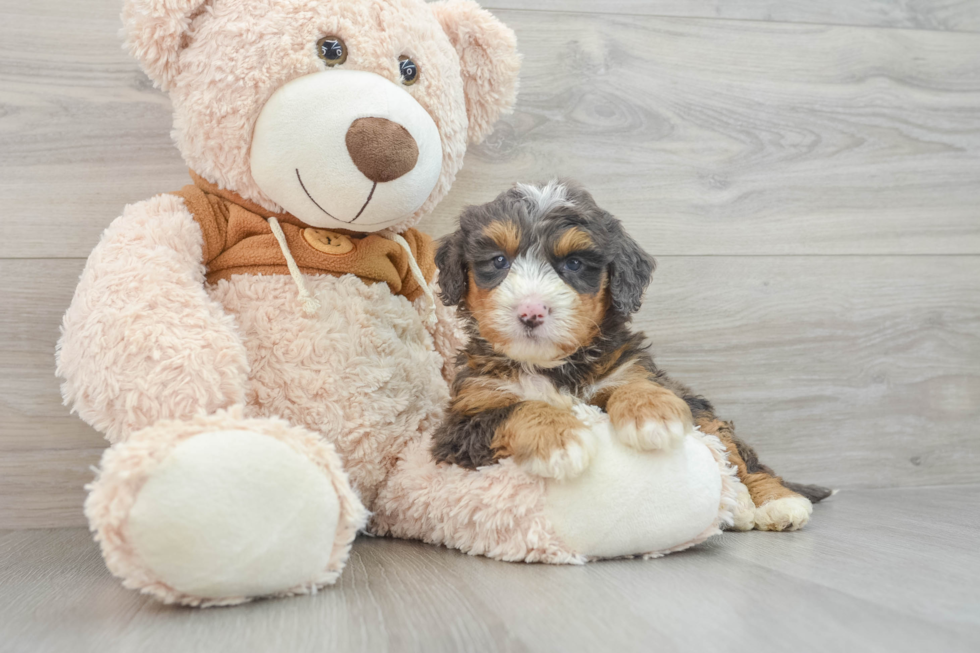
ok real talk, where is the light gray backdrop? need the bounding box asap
[2,0,979,527]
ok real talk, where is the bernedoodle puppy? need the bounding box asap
[432,180,831,531]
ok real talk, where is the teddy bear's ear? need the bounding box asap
[122,0,210,91]
[430,0,521,144]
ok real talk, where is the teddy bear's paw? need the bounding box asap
[753,495,813,532]
[518,428,595,481]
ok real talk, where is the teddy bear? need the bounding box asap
[56,0,738,607]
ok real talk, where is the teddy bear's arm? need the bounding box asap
[57,193,250,443]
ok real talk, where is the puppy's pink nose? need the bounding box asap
[517,301,549,329]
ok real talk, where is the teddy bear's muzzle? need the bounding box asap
[249,70,443,233]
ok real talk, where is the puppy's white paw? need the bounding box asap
[729,481,756,532]
[520,430,594,481]
[607,382,693,452]
[616,418,689,451]
[753,495,813,532]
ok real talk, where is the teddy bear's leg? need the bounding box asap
[695,417,814,531]
[372,436,586,564]
[372,408,736,563]
[86,408,367,606]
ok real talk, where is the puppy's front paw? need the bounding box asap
[616,418,689,451]
[607,381,693,451]
[519,430,594,481]
[493,402,595,481]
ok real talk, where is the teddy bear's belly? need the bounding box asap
[207,273,448,507]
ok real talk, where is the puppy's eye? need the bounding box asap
[399,56,420,85]
[317,36,347,66]
[492,255,510,270]
[563,258,583,272]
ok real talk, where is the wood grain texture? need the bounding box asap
[2,254,977,527]
[641,255,980,492]
[0,255,103,528]
[3,2,980,257]
[431,11,980,253]
[0,450,100,529]
[1,487,978,653]
[482,1,980,33]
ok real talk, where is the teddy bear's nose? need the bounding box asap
[345,117,420,183]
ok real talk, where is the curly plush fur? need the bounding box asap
[59,0,522,606]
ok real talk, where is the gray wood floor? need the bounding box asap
[1,486,978,653]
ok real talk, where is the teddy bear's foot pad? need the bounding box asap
[126,430,341,600]
[543,421,723,559]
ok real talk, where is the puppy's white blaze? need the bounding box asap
[516,180,571,219]
[489,252,578,364]
[519,428,594,480]
[753,495,813,532]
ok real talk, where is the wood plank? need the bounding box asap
[0,256,104,453]
[1,487,978,652]
[640,254,980,492]
[430,11,980,253]
[0,256,104,527]
[482,1,980,33]
[716,486,980,630]
[0,450,99,528]
[3,3,980,257]
[2,255,978,527]
[0,0,188,259]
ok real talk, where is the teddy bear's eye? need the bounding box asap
[316,36,347,66]
[398,56,420,86]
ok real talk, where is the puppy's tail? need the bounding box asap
[782,480,835,503]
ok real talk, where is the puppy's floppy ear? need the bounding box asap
[122,0,209,91]
[608,226,656,316]
[435,230,469,306]
[430,0,521,144]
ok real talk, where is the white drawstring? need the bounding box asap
[265,218,434,324]
[267,217,321,316]
[380,230,437,328]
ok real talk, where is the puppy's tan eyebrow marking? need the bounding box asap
[484,220,521,256]
[554,227,593,258]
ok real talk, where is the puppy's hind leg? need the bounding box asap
[696,418,828,532]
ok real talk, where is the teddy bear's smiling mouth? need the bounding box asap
[296,168,377,224]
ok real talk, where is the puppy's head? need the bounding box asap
[436,180,655,365]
